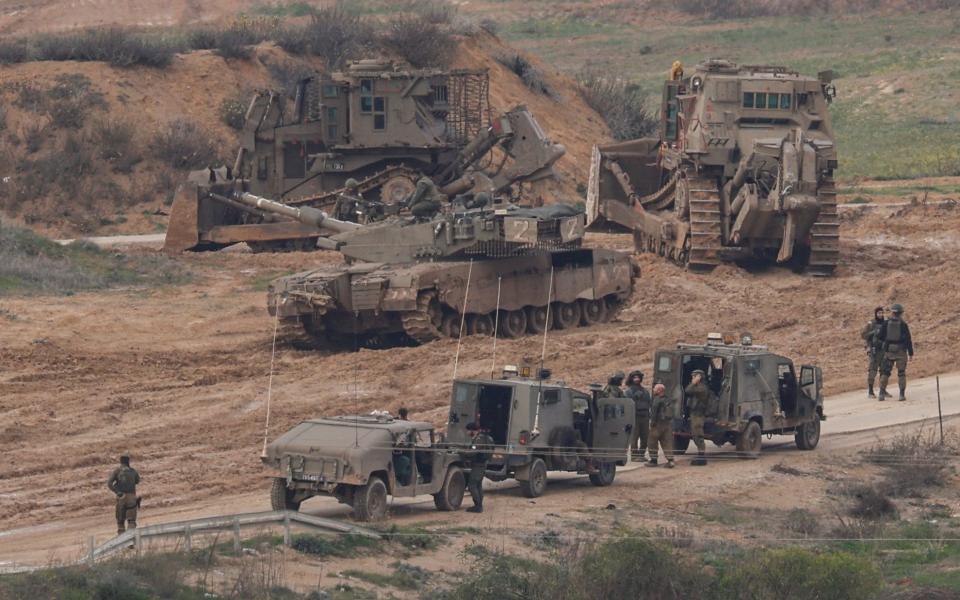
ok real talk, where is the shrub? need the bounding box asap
[212,20,271,60]
[219,97,248,130]
[301,6,373,69]
[865,427,958,497]
[153,119,219,170]
[497,52,557,99]
[186,27,220,50]
[0,39,29,64]
[92,119,141,172]
[32,27,177,67]
[0,106,6,132]
[15,84,46,112]
[478,17,500,35]
[405,0,458,24]
[848,484,899,519]
[272,25,311,55]
[578,70,656,140]
[48,98,86,129]
[381,15,455,69]
[23,123,46,154]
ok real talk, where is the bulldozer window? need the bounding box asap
[322,84,339,98]
[780,94,792,109]
[327,107,339,139]
[743,92,755,108]
[373,97,387,130]
[360,79,374,113]
[755,93,767,109]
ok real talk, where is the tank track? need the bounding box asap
[807,176,839,276]
[685,174,723,270]
[279,320,326,350]
[400,292,443,345]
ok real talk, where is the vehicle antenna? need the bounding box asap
[261,307,281,458]
[452,259,474,382]
[354,330,360,448]
[489,275,502,378]
[532,266,554,438]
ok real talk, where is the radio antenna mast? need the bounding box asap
[489,276,502,378]
[452,259,474,382]
[532,266,554,438]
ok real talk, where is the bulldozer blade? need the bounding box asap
[777,210,797,264]
[163,182,202,253]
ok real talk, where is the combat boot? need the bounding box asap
[665,460,675,469]
[466,505,483,513]
[899,386,906,402]
[691,452,707,466]
[878,387,889,401]
[868,384,876,398]
[644,459,658,467]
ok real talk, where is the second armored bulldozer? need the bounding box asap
[587,60,839,274]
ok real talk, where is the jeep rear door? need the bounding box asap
[592,396,633,460]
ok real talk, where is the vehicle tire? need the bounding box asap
[468,313,495,336]
[526,305,551,334]
[672,435,690,455]
[579,298,607,325]
[588,462,616,487]
[553,301,581,329]
[270,477,301,512]
[352,476,388,521]
[735,420,762,459]
[433,466,466,511]
[519,458,548,498]
[499,309,527,338]
[795,418,821,450]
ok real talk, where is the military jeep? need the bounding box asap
[654,335,824,456]
[261,415,466,521]
[445,367,633,498]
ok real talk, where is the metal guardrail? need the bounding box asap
[0,510,380,575]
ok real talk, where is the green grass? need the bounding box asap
[341,562,429,590]
[248,2,317,17]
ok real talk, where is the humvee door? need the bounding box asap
[592,395,633,459]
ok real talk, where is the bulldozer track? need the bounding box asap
[287,165,422,209]
[401,292,443,345]
[807,176,839,276]
[685,175,723,270]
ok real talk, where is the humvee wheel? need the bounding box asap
[468,313,495,336]
[352,476,388,521]
[580,298,607,325]
[736,421,762,458]
[588,462,616,487]
[519,458,548,498]
[270,477,301,512]
[553,302,582,329]
[433,466,466,511]
[526,306,551,334]
[499,309,528,339]
[672,435,690,455]
[795,419,821,450]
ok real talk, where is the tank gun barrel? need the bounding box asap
[229,192,362,234]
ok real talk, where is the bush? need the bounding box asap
[23,123,46,154]
[405,0,458,24]
[301,6,373,69]
[848,484,899,519]
[219,97,248,130]
[92,119,141,172]
[578,70,657,140]
[212,19,273,60]
[32,27,178,67]
[153,119,219,170]
[186,27,220,50]
[381,15,455,69]
[497,52,557,99]
[865,427,958,497]
[0,106,6,132]
[15,84,46,112]
[272,25,311,55]
[0,39,29,64]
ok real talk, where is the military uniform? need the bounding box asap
[625,373,650,460]
[601,371,625,398]
[646,388,675,468]
[685,373,710,465]
[465,430,494,513]
[877,305,914,401]
[860,310,886,397]
[107,458,141,535]
[406,177,444,219]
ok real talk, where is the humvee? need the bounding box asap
[654,334,824,456]
[262,415,466,521]
[445,367,633,497]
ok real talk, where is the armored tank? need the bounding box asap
[203,188,636,348]
[587,60,839,275]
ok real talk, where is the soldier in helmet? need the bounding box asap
[464,422,494,513]
[334,178,363,222]
[625,370,650,461]
[406,176,444,220]
[860,306,886,398]
[645,383,675,468]
[107,453,141,535]
[602,371,625,398]
[685,370,710,466]
[877,303,914,401]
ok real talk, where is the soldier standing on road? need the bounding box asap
[861,306,886,398]
[602,371,626,397]
[685,370,710,466]
[625,371,651,461]
[107,453,141,536]
[877,303,915,402]
[645,383,675,468]
[464,422,494,513]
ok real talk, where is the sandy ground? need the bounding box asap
[2,200,960,579]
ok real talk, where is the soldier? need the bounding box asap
[625,370,650,461]
[107,453,141,535]
[860,306,886,398]
[685,370,710,466]
[334,178,362,222]
[645,383,675,468]
[406,176,444,220]
[601,371,625,397]
[877,303,914,401]
[464,422,494,513]
[398,407,409,420]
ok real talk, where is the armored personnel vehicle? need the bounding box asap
[262,414,467,521]
[654,334,825,457]
[163,60,565,252]
[587,60,839,274]
[445,365,634,497]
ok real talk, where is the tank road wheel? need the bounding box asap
[499,309,528,339]
[270,477,301,512]
[519,458,548,498]
[580,298,608,325]
[401,291,443,345]
[352,476,388,521]
[433,466,466,511]
[526,306,551,334]
[588,462,616,487]
[672,435,690,455]
[795,418,821,450]
[553,302,582,329]
[468,313,495,336]
[735,421,763,459]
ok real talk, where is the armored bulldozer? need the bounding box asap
[163,60,566,253]
[248,190,635,348]
[445,366,633,497]
[655,333,825,457]
[587,60,839,274]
